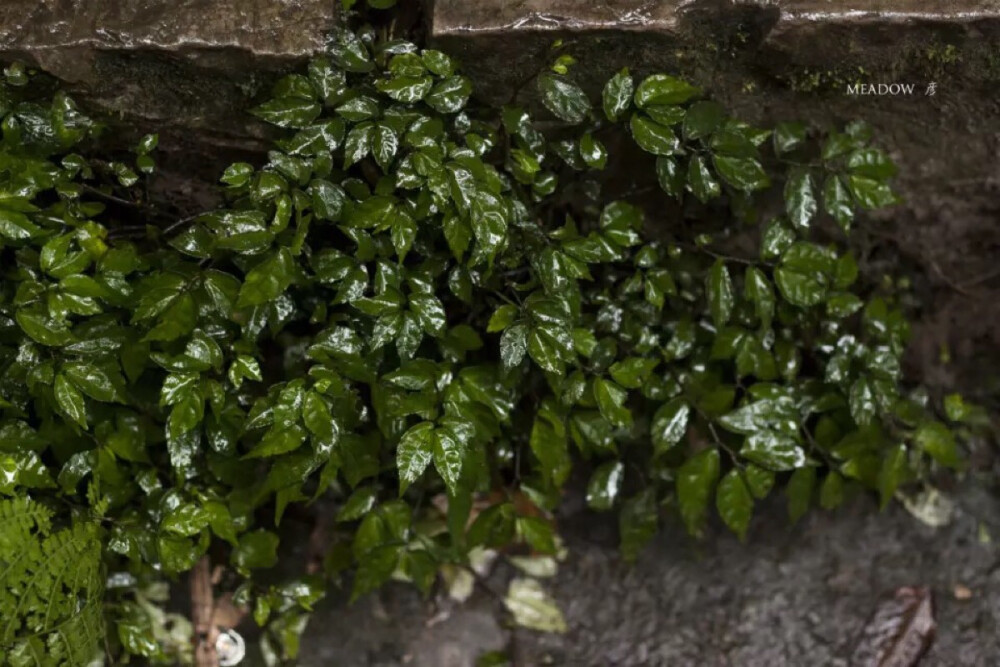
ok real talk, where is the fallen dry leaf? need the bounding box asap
[952,584,973,600]
[852,586,935,667]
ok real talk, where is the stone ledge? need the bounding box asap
[432,0,1000,104]
[0,0,339,179]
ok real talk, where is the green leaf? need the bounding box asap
[682,101,725,140]
[251,97,321,128]
[847,147,896,179]
[0,208,41,240]
[629,115,679,156]
[819,472,844,510]
[822,175,853,231]
[634,74,700,107]
[687,156,720,202]
[593,377,631,427]
[655,157,684,198]
[849,377,877,426]
[237,248,295,307]
[619,488,658,562]
[650,398,689,454]
[426,76,472,113]
[537,73,591,124]
[877,444,906,509]
[376,75,433,103]
[421,50,455,77]
[744,465,775,499]
[847,174,896,209]
[63,362,123,403]
[500,323,529,369]
[677,448,720,537]
[943,394,973,423]
[716,469,752,540]
[530,405,571,488]
[609,357,658,389]
[744,266,774,329]
[433,425,465,494]
[784,168,816,229]
[397,421,434,494]
[54,374,87,428]
[775,266,826,307]
[586,461,624,511]
[773,121,806,155]
[579,132,608,169]
[786,466,816,523]
[706,260,734,327]
[372,123,399,170]
[337,486,378,522]
[488,304,518,332]
[517,516,557,555]
[16,309,73,346]
[232,530,280,573]
[740,431,805,471]
[602,68,633,121]
[914,421,960,467]
[712,155,769,192]
[162,503,210,537]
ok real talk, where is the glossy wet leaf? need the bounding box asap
[677,448,720,537]
[602,68,634,121]
[537,73,591,124]
[716,469,752,540]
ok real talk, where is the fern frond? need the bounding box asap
[0,497,104,666]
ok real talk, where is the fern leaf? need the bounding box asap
[0,497,104,666]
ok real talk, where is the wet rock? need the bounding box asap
[0,0,338,176]
[432,0,1000,399]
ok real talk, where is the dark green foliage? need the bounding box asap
[0,15,969,664]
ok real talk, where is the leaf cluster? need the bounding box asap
[0,20,971,664]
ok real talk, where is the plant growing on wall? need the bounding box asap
[0,8,977,664]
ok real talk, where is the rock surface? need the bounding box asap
[0,0,338,175]
[288,483,1000,666]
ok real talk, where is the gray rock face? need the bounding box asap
[0,0,338,175]
[432,0,1000,398]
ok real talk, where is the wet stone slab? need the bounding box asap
[0,0,338,174]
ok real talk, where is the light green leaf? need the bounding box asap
[634,74,700,107]
[786,466,816,523]
[677,448,720,536]
[593,377,631,427]
[716,469,752,540]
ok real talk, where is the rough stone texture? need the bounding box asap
[283,482,1000,667]
[432,0,1000,402]
[0,0,338,177]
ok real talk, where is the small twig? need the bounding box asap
[191,556,219,667]
[82,184,144,209]
[929,260,979,298]
[958,267,1000,290]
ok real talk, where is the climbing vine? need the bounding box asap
[0,6,978,664]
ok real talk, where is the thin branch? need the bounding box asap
[191,556,219,667]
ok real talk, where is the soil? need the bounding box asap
[279,478,1000,667]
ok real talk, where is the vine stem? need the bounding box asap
[191,555,219,667]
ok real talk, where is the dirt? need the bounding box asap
[264,474,996,667]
